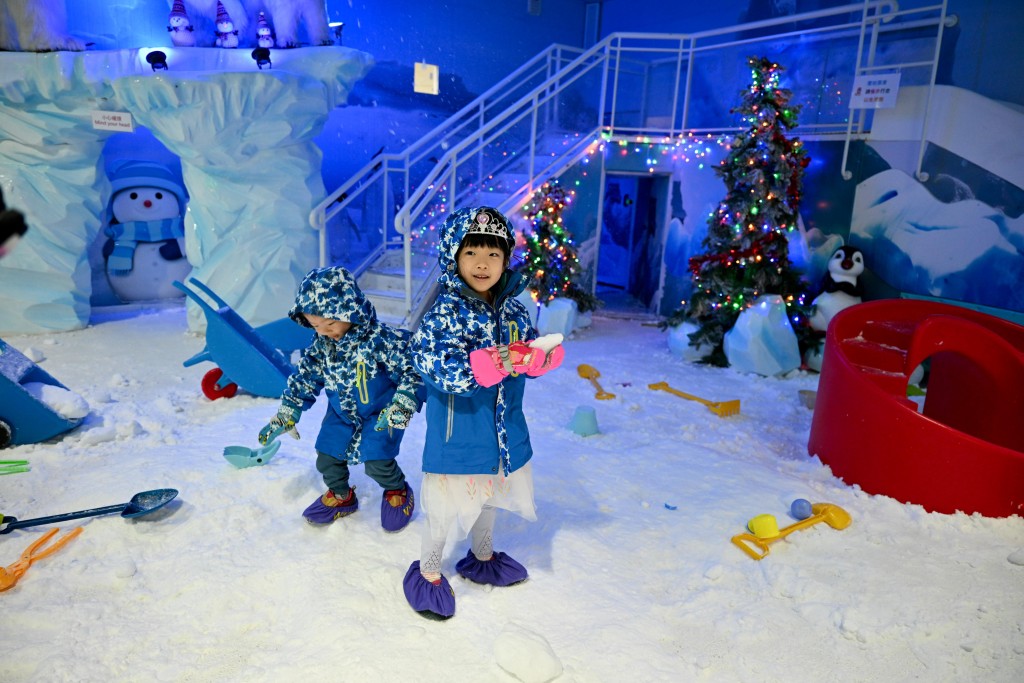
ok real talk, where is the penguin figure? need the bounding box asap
[809,245,865,332]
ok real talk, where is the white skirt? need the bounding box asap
[420,461,537,540]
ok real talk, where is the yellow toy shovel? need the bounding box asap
[731,503,852,560]
[648,382,740,417]
[577,364,615,400]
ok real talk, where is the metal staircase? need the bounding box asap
[309,0,952,329]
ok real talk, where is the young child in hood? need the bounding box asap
[402,206,564,619]
[259,266,422,532]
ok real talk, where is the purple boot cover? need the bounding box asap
[302,488,358,524]
[380,484,415,532]
[455,549,528,587]
[403,561,456,619]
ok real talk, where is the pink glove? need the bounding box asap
[469,342,546,388]
[524,333,565,377]
[527,343,564,376]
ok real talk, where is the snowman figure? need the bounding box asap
[214,1,239,48]
[256,11,274,48]
[809,245,865,332]
[167,0,195,47]
[102,161,191,303]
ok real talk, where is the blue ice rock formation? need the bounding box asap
[724,294,801,376]
[0,47,372,333]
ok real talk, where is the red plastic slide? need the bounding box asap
[808,299,1024,518]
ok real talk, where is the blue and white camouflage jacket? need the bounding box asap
[282,267,422,464]
[411,207,537,477]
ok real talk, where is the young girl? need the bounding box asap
[402,206,563,619]
[258,266,421,532]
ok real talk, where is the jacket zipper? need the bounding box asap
[356,361,368,404]
[446,393,454,442]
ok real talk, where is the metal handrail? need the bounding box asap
[311,0,949,326]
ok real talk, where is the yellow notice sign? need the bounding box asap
[414,62,439,95]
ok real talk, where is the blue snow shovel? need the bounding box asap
[0,488,179,535]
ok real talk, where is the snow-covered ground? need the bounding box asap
[1,304,1022,682]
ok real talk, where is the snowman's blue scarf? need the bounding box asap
[104,217,183,274]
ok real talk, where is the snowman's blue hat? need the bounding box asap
[107,160,188,217]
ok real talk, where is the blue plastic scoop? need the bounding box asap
[223,439,281,468]
[0,488,179,535]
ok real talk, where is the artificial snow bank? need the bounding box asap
[1,309,1022,681]
[0,46,373,334]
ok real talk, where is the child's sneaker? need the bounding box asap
[403,561,455,619]
[455,549,528,586]
[380,484,415,532]
[302,487,358,524]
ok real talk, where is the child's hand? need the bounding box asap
[524,334,564,377]
[469,341,545,387]
[526,342,564,377]
[258,406,301,444]
[375,390,418,431]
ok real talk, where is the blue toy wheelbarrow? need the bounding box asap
[0,338,86,448]
[174,278,313,400]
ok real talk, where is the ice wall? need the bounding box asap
[0,46,372,333]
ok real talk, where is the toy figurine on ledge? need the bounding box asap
[214,1,239,48]
[167,0,195,47]
[256,11,275,48]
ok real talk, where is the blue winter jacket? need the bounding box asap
[411,207,537,477]
[282,267,423,464]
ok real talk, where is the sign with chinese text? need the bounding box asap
[849,73,901,109]
[90,111,135,132]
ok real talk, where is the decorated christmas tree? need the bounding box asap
[670,56,812,366]
[517,181,600,313]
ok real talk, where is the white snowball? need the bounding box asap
[1007,548,1024,566]
[115,560,137,579]
[22,381,90,419]
[494,623,563,683]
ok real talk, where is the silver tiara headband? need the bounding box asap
[464,208,510,240]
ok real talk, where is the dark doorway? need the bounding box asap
[596,173,665,315]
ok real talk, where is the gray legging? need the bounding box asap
[315,451,406,494]
[421,505,496,577]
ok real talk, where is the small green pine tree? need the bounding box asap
[517,181,600,314]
